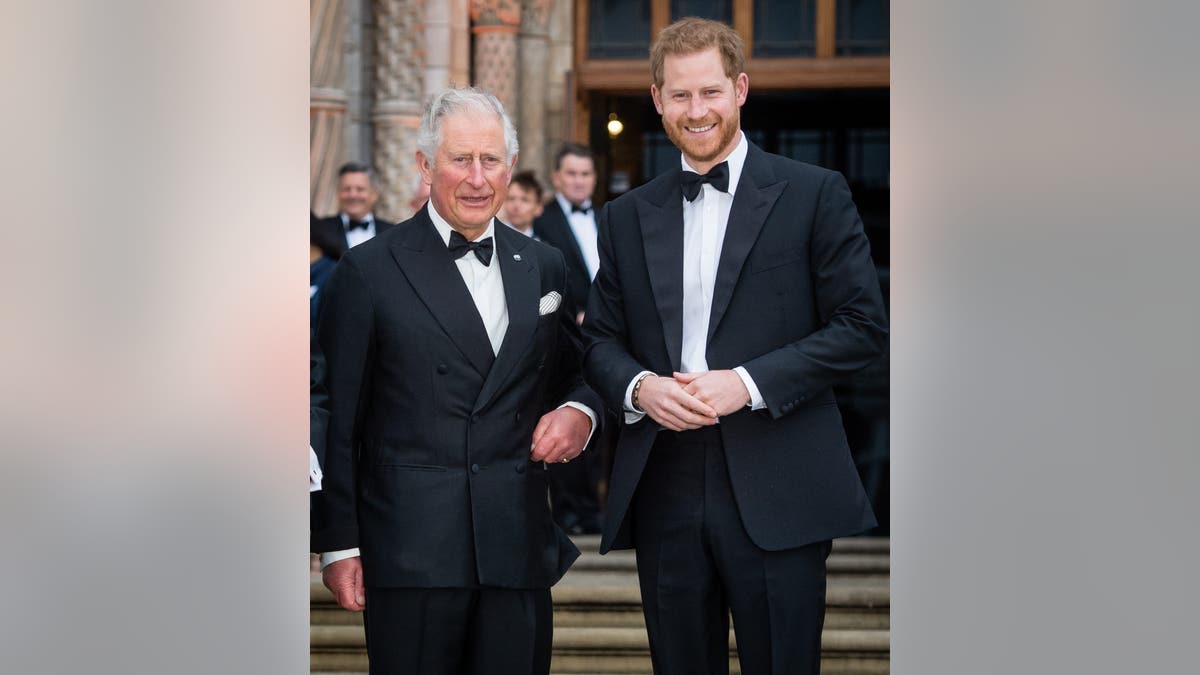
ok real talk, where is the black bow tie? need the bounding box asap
[570,203,592,215]
[346,218,370,231]
[447,231,494,266]
[680,161,730,201]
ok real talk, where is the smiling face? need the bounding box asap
[651,47,748,174]
[417,110,515,239]
[336,171,377,221]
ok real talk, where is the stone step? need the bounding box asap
[312,537,891,673]
[311,625,889,674]
[312,573,890,629]
[570,549,889,575]
[569,535,889,555]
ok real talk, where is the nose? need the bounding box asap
[688,95,708,121]
[466,158,486,187]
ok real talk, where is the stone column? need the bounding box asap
[424,0,471,95]
[517,0,552,178]
[545,0,574,168]
[311,0,348,216]
[470,0,521,120]
[371,0,426,223]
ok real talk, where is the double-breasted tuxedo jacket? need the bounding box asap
[583,141,889,554]
[312,207,601,589]
[311,214,396,261]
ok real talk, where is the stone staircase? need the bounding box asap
[311,536,890,674]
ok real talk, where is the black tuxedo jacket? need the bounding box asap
[583,142,888,554]
[312,207,601,589]
[311,214,396,261]
[532,200,593,313]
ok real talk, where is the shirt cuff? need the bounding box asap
[623,370,654,424]
[309,445,323,493]
[733,366,766,410]
[558,402,598,449]
[319,549,360,569]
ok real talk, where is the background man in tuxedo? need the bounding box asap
[532,144,607,535]
[311,162,395,261]
[533,143,599,322]
[313,87,600,675]
[582,18,888,675]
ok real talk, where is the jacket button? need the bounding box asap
[471,464,480,474]
[437,364,448,374]
[515,412,522,422]
[471,414,480,423]
[515,463,526,474]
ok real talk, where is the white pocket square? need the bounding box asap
[538,291,562,316]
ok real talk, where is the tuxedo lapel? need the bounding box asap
[542,204,588,278]
[474,226,538,413]
[637,174,685,373]
[708,144,786,342]
[389,212,495,377]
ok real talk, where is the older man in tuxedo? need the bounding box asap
[313,87,600,675]
[583,18,888,675]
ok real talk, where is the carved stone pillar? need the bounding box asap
[311,0,348,216]
[425,0,471,94]
[545,0,574,168]
[517,0,552,178]
[470,0,521,120]
[371,0,426,223]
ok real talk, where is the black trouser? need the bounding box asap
[632,426,832,675]
[363,586,553,675]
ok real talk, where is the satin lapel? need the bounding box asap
[389,212,495,377]
[474,227,537,413]
[708,145,786,342]
[546,204,588,280]
[637,174,685,373]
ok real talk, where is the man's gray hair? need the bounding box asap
[417,87,519,163]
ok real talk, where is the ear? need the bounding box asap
[416,150,433,183]
[734,73,749,107]
[505,153,519,183]
[651,84,665,115]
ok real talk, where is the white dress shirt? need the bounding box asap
[556,193,600,281]
[623,132,765,423]
[321,202,596,568]
[340,212,376,249]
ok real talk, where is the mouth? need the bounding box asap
[685,123,716,134]
[458,195,492,207]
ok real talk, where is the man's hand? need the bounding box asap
[531,406,592,463]
[322,556,366,612]
[673,370,750,418]
[636,374,718,431]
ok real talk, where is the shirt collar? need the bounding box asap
[556,192,592,215]
[680,130,747,197]
[340,212,375,226]
[427,200,495,247]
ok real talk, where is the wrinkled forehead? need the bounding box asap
[438,110,507,154]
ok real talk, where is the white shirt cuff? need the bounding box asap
[558,402,598,449]
[622,370,654,424]
[309,446,323,493]
[319,549,360,569]
[733,366,766,410]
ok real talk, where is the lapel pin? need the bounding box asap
[513,254,522,261]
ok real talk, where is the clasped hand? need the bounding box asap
[636,370,750,431]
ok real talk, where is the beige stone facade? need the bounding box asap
[310,0,574,219]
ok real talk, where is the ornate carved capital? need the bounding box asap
[470,0,520,28]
